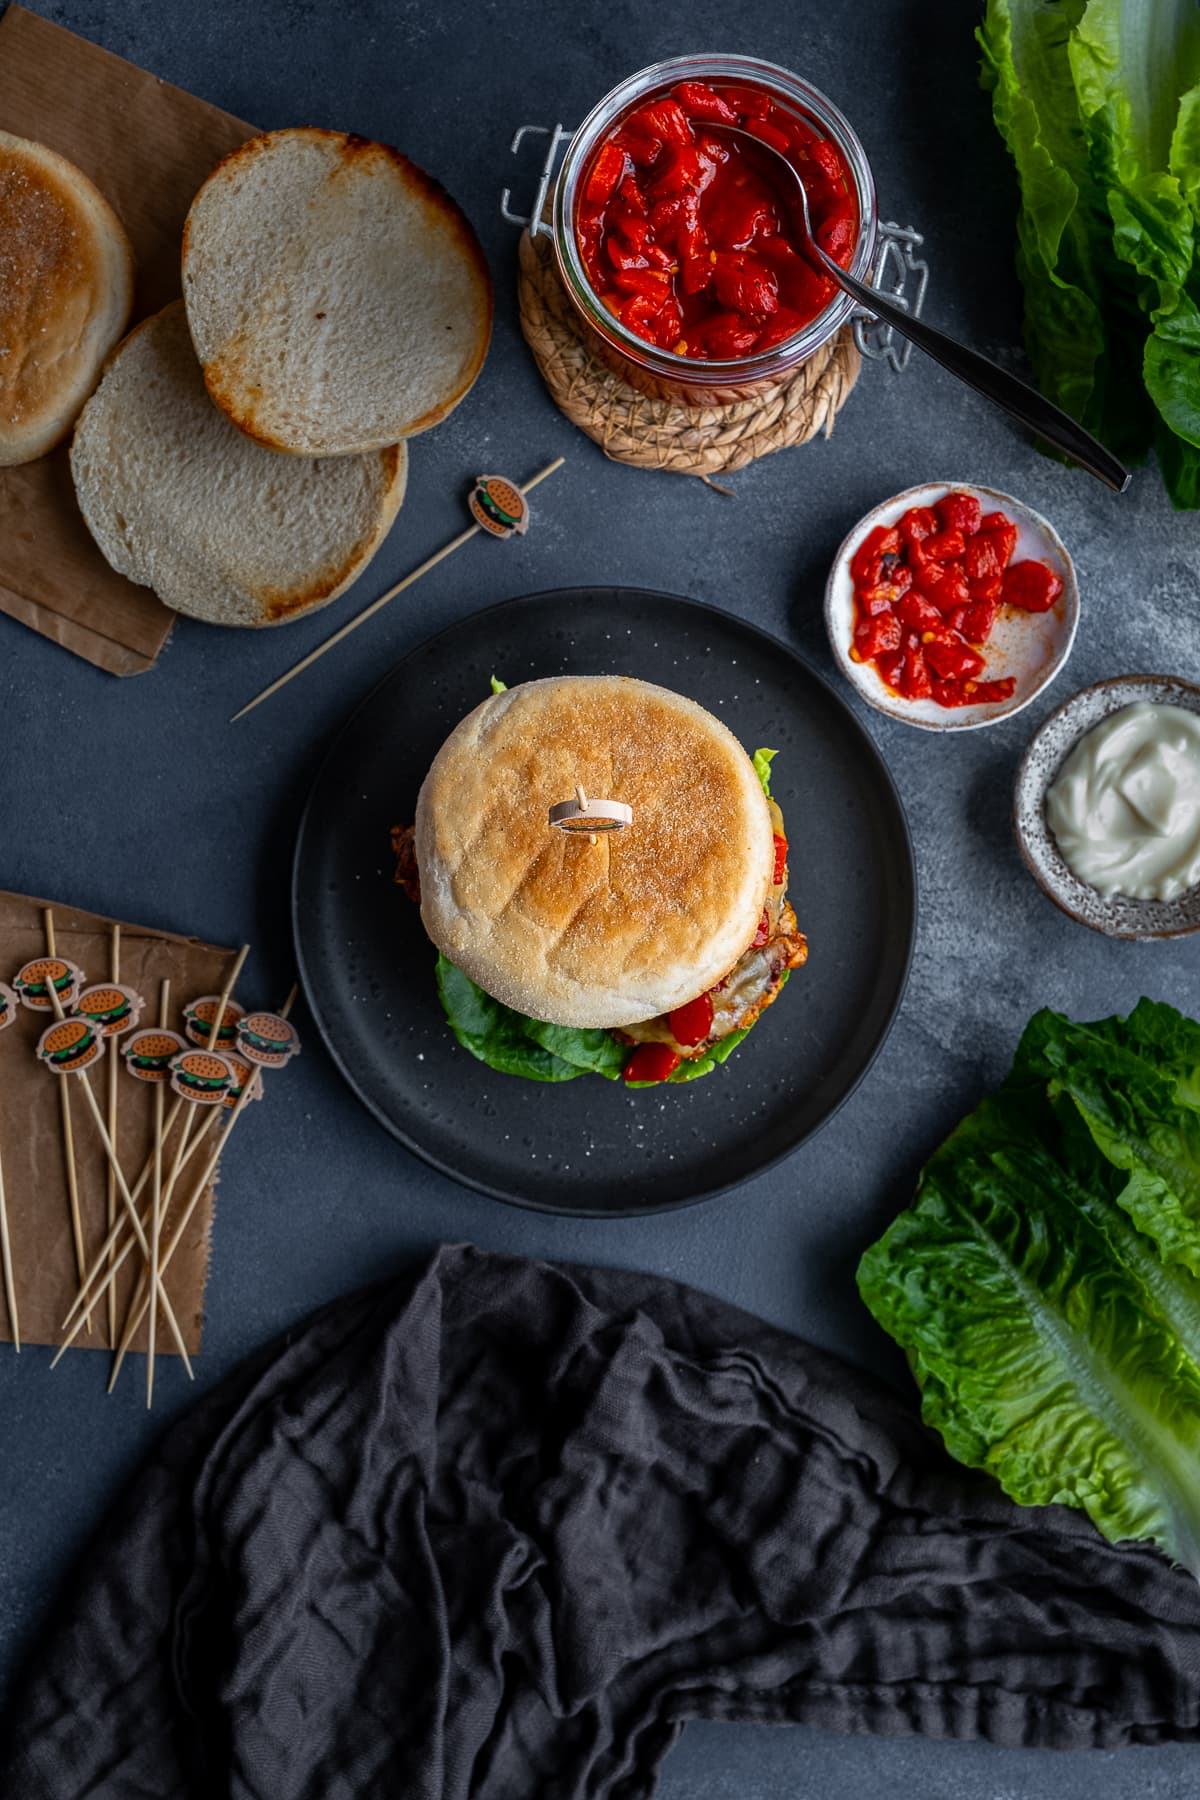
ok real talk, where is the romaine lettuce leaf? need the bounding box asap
[859,1001,1200,1573]
[1016,1001,1200,1274]
[977,0,1200,499]
[1068,0,1200,501]
[977,0,1143,451]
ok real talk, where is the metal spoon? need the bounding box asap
[706,124,1130,493]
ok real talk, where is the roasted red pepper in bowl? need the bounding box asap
[847,491,1067,711]
[576,79,858,358]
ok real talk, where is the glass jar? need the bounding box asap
[551,53,878,406]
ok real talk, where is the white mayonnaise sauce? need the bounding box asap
[1046,702,1200,901]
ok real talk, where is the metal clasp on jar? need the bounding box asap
[852,224,929,372]
[500,123,930,370]
[500,124,571,238]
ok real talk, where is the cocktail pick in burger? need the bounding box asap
[21,925,92,1332]
[108,987,299,1392]
[37,908,193,1375]
[231,458,564,721]
[0,982,22,1351]
[56,948,251,1347]
[78,926,146,1346]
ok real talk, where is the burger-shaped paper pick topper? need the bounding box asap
[236,1012,301,1068]
[468,475,529,539]
[548,785,634,836]
[169,1049,236,1106]
[0,982,18,1032]
[37,1015,105,1074]
[123,1028,188,1083]
[14,958,84,1011]
[222,1053,263,1110]
[76,984,145,1038]
[183,995,244,1047]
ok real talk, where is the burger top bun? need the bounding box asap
[415,677,775,1030]
[0,130,134,466]
[182,128,493,454]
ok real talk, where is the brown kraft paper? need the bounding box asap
[0,889,242,1353]
[0,6,256,675]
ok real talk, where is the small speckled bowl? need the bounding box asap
[825,482,1079,731]
[1014,674,1200,940]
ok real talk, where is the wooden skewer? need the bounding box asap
[111,943,250,1358]
[95,1102,222,1386]
[145,943,250,1243]
[105,923,120,1348]
[60,943,250,1339]
[146,979,169,1410]
[42,910,192,1376]
[58,1106,184,1334]
[0,1139,18,1353]
[48,1109,209,1367]
[43,912,91,1335]
[109,984,296,1392]
[231,458,565,722]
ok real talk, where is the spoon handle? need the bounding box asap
[826,255,1130,492]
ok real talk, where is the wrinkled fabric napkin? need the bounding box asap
[4,1244,1200,1798]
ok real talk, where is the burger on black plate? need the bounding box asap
[393,675,806,1086]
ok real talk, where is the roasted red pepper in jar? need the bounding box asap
[576,80,857,358]
[847,492,1065,710]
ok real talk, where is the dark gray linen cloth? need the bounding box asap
[4,1242,1199,1798]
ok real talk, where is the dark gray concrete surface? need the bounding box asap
[1,1,1198,1793]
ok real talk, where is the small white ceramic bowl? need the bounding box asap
[1014,674,1200,940]
[824,482,1079,731]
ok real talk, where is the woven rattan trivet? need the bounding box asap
[518,226,861,478]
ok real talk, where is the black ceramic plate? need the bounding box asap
[292,589,915,1215]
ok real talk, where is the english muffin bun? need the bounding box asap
[181,128,493,454]
[0,131,134,466]
[70,302,407,627]
[415,677,775,1029]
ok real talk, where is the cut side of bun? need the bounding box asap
[0,130,134,466]
[182,128,493,454]
[70,302,407,627]
[415,677,775,1029]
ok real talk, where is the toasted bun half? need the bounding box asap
[182,128,493,454]
[70,302,407,626]
[415,677,775,1029]
[0,131,134,466]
